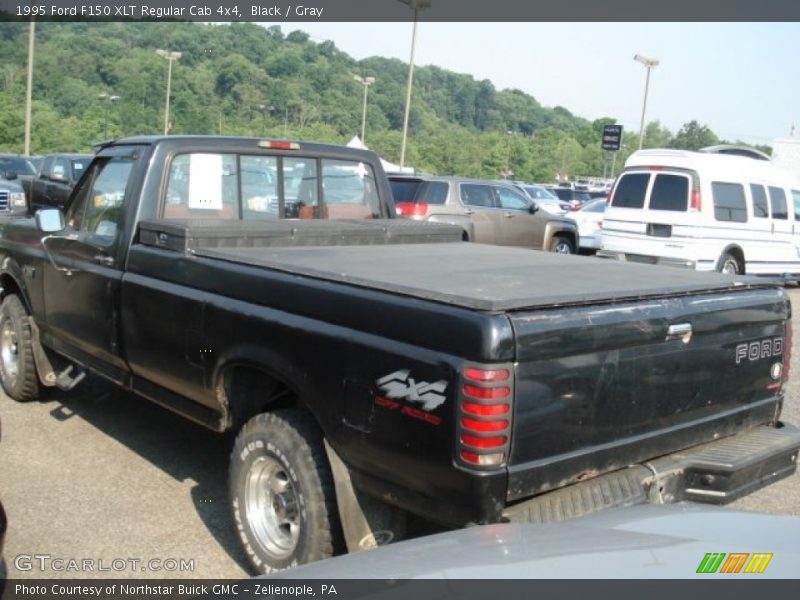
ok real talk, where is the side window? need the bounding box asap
[320,159,380,219]
[66,154,137,248]
[768,186,788,220]
[793,190,800,222]
[163,153,238,219]
[40,157,54,178]
[460,184,495,208]
[712,182,747,223]
[496,187,530,211]
[285,157,319,219]
[750,184,769,218]
[241,155,278,220]
[611,173,649,208]
[649,174,688,211]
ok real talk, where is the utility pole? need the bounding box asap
[156,49,182,135]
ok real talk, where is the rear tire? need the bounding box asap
[550,235,575,254]
[718,252,742,275]
[229,409,341,574]
[0,294,40,402]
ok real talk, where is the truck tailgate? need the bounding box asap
[506,287,789,501]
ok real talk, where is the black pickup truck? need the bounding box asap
[18,153,93,213]
[0,135,798,574]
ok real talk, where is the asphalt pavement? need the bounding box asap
[1,287,799,579]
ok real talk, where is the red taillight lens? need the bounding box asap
[462,402,510,416]
[690,190,701,211]
[649,166,664,171]
[463,385,510,400]
[465,368,509,382]
[461,417,509,431]
[459,364,513,468]
[460,434,507,448]
[395,202,428,217]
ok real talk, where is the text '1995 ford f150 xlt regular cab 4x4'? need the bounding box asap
[0,136,798,574]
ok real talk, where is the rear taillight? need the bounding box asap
[458,364,513,468]
[395,202,428,217]
[690,190,702,212]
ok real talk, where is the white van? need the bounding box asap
[599,149,800,275]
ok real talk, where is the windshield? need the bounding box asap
[71,158,91,180]
[524,186,557,200]
[0,157,36,176]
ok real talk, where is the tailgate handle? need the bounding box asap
[666,323,693,343]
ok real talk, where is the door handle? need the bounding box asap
[503,212,514,218]
[666,323,693,343]
[94,254,115,267]
[463,209,474,215]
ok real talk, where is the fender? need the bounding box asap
[543,220,579,250]
[0,254,34,314]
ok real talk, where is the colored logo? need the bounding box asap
[696,553,773,574]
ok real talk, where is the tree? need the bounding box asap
[670,120,719,150]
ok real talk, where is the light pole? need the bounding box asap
[353,75,375,143]
[98,93,120,139]
[397,0,431,169]
[634,53,658,150]
[504,130,515,179]
[24,19,35,156]
[156,49,182,135]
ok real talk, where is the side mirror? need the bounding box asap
[529,203,539,214]
[35,208,66,233]
[50,172,68,183]
[2,170,17,180]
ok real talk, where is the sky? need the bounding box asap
[287,22,800,146]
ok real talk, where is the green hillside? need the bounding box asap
[0,21,764,180]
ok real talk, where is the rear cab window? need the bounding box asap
[161,152,381,220]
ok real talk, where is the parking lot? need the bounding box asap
[1,286,799,580]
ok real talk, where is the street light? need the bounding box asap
[98,93,120,139]
[634,53,659,150]
[24,19,35,156]
[353,75,375,143]
[397,0,431,169]
[504,130,515,179]
[155,49,182,135]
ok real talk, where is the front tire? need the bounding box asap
[550,235,575,254]
[229,409,341,574]
[0,294,40,402]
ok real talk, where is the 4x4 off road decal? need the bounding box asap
[374,369,448,425]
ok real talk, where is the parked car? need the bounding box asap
[510,182,571,215]
[547,186,594,210]
[569,198,606,252]
[600,149,800,275]
[390,174,579,253]
[0,154,35,214]
[19,153,93,212]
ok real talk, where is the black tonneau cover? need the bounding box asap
[137,219,775,311]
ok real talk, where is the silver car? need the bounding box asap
[390,175,579,253]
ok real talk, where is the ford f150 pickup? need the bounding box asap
[0,136,798,574]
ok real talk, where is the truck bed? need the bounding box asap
[136,218,776,311]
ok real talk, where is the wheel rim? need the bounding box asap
[554,242,572,254]
[0,320,19,382]
[721,259,739,275]
[244,456,300,560]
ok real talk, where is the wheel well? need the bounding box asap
[0,274,31,313]
[722,246,745,273]
[554,231,577,248]
[222,365,299,430]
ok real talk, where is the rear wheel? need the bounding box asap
[0,294,40,402]
[229,409,341,574]
[718,252,742,275]
[550,235,575,254]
